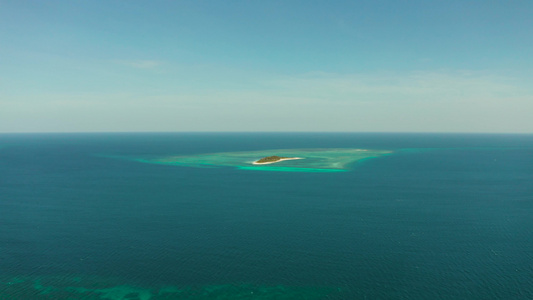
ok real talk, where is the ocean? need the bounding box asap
[0,133,532,299]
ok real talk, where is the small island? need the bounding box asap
[252,155,303,165]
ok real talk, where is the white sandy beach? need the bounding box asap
[252,157,304,165]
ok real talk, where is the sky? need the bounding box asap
[1,0,532,133]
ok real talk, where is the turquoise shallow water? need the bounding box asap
[0,133,532,299]
[0,276,335,299]
[132,148,392,172]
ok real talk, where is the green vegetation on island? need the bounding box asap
[255,156,290,163]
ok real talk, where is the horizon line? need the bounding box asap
[1,131,532,135]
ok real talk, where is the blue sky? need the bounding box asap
[1,0,532,132]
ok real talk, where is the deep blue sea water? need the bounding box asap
[0,133,532,299]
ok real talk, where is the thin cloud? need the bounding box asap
[265,70,528,102]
